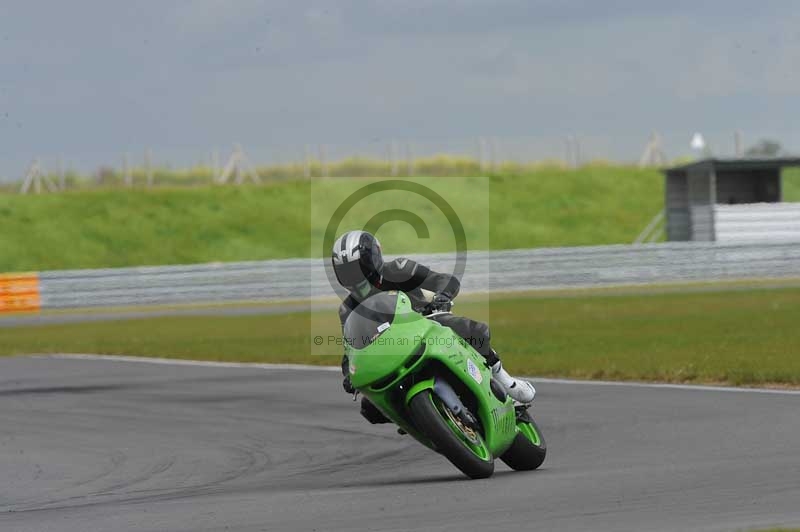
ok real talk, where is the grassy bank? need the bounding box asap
[3,286,800,386]
[4,164,798,273]
[0,165,664,271]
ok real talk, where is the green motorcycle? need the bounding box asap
[344,290,546,479]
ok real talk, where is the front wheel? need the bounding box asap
[500,412,547,471]
[409,391,494,479]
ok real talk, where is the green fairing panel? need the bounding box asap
[422,329,518,453]
[346,293,437,388]
[344,291,519,456]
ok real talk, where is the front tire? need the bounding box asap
[409,391,494,479]
[500,413,547,471]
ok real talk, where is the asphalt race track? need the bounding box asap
[1,356,799,532]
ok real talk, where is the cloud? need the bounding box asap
[1,0,800,179]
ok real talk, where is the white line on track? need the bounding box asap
[533,377,800,395]
[33,353,800,396]
[36,353,342,372]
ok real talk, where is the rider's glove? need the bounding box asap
[429,292,453,313]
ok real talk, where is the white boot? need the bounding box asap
[491,361,536,404]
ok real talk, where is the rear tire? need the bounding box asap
[409,391,494,479]
[500,414,547,471]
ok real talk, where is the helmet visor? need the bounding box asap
[334,260,369,289]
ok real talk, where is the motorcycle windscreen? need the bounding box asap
[343,292,398,349]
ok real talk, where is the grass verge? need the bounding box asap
[3,287,800,387]
[0,166,663,271]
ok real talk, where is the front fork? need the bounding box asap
[405,377,479,428]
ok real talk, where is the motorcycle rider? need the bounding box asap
[332,230,535,423]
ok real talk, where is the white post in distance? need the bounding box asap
[319,144,328,178]
[145,149,154,187]
[20,159,58,194]
[123,153,133,187]
[406,142,414,177]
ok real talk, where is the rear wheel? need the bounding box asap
[500,411,547,471]
[409,391,494,479]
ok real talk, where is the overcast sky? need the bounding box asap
[1,0,799,179]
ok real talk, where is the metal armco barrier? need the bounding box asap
[3,242,800,312]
